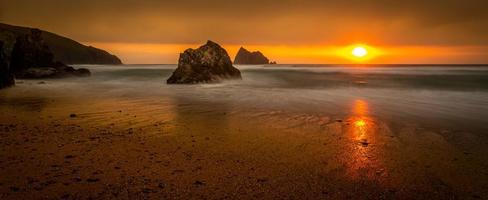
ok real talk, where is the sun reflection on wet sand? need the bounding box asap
[350,100,370,141]
[342,99,386,180]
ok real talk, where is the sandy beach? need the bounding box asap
[1,65,488,199]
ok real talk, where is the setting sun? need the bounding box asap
[352,46,368,58]
[336,44,381,63]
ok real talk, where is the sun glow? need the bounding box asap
[336,44,380,63]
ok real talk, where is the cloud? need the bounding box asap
[1,0,487,46]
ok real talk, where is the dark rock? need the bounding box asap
[359,139,369,147]
[234,47,270,65]
[0,41,15,89]
[193,180,205,186]
[167,40,241,84]
[257,178,268,183]
[0,23,121,64]
[21,68,57,79]
[9,186,19,192]
[86,178,100,182]
[11,29,54,73]
[142,188,154,193]
[8,29,91,79]
[69,114,77,118]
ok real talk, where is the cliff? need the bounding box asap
[0,23,121,65]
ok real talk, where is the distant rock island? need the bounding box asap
[167,41,241,84]
[0,23,121,65]
[234,47,276,65]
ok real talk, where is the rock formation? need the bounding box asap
[233,47,270,65]
[167,41,241,84]
[0,41,14,88]
[9,29,90,79]
[0,23,121,65]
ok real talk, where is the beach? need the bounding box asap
[1,65,488,199]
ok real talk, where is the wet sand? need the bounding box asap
[1,66,488,199]
[0,93,486,199]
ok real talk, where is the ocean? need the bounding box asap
[9,64,488,130]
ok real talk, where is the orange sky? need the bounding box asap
[87,42,488,64]
[2,0,488,64]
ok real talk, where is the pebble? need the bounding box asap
[194,180,205,186]
[86,178,100,182]
[10,186,19,192]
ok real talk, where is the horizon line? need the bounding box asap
[79,63,488,66]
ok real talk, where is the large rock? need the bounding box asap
[233,47,270,65]
[17,62,90,79]
[10,29,55,73]
[0,41,14,88]
[167,41,241,84]
[9,29,90,79]
[0,23,121,65]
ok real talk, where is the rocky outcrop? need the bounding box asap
[167,41,241,84]
[9,29,90,79]
[0,41,14,88]
[233,47,270,65]
[0,23,121,65]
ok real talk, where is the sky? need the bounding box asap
[1,0,488,64]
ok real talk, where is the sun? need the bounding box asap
[352,46,368,58]
[336,44,380,62]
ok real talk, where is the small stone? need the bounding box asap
[142,188,153,193]
[257,178,268,183]
[10,186,19,192]
[86,178,100,182]
[194,180,205,186]
[359,139,369,147]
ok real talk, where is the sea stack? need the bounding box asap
[167,40,241,84]
[234,47,270,65]
[9,29,90,79]
[0,41,15,88]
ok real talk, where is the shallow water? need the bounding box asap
[4,64,488,131]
